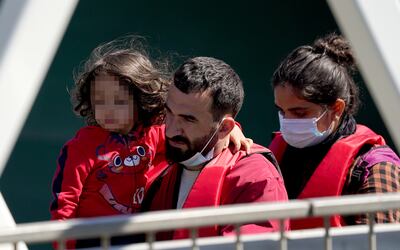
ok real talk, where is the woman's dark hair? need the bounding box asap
[272,33,360,115]
[71,36,171,127]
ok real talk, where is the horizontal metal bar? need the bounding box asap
[1,193,400,244]
[0,200,309,244]
[310,192,400,216]
[104,224,400,250]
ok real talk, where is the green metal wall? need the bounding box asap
[0,0,395,248]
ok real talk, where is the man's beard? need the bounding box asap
[165,129,217,163]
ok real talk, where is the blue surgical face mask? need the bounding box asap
[279,108,334,148]
[179,119,225,167]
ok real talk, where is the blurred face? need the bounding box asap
[274,84,339,132]
[165,85,220,162]
[91,72,135,134]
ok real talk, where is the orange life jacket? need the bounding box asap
[269,124,385,229]
[144,144,279,239]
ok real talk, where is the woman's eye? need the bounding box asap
[294,112,308,118]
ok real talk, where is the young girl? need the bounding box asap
[50,37,248,248]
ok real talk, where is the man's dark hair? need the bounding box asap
[173,57,244,121]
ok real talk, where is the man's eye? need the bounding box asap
[184,117,196,123]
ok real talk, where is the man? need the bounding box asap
[144,57,288,239]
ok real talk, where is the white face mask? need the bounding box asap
[179,119,225,167]
[279,109,334,148]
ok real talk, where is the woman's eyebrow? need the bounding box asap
[274,103,308,112]
[287,107,308,112]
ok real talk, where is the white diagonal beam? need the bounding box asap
[327,0,400,151]
[0,0,79,177]
[0,0,78,249]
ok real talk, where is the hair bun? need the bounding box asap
[313,33,355,71]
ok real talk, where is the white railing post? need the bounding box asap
[101,236,110,250]
[190,228,199,250]
[368,213,376,250]
[324,216,332,250]
[146,232,155,250]
[279,219,287,250]
[234,224,243,250]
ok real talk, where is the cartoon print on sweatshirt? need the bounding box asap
[95,133,152,214]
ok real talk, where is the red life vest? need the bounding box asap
[145,144,277,239]
[269,125,385,229]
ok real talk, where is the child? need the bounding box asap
[50,37,248,248]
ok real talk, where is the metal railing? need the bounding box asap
[1,192,400,250]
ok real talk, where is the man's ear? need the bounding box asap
[218,117,235,138]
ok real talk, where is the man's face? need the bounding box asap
[165,85,220,162]
[90,72,135,134]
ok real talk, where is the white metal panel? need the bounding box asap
[327,0,400,150]
[0,0,79,177]
[0,0,78,249]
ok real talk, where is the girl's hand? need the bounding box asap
[229,123,253,154]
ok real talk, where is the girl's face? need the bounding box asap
[90,72,136,134]
[274,84,344,133]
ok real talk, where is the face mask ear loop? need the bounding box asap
[315,106,329,122]
[199,118,226,155]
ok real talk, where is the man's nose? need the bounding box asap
[165,116,182,138]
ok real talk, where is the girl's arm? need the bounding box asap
[50,142,92,220]
[148,123,252,157]
[229,122,253,154]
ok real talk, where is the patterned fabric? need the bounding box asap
[51,125,166,220]
[143,147,289,240]
[345,161,400,224]
[50,125,166,249]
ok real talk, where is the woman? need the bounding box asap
[269,33,400,229]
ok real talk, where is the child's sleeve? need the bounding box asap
[155,125,166,155]
[50,141,92,220]
[146,125,166,157]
